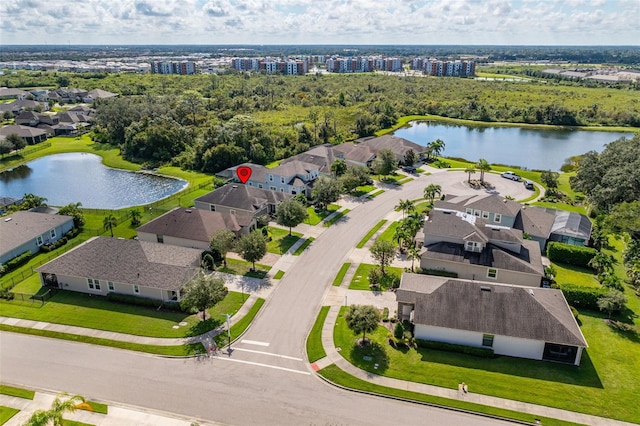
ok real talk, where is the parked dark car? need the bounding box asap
[402,166,417,173]
[524,180,534,190]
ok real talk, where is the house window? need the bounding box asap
[270,186,276,191]
[473,209,481,217]
[248,182,252,186]
[50,229,56,239]
[157,235,164,243]
[108,281,114,291]
[134,285,140,294]
[210,205,216,212]
[269,175,273,182]
[230,209,236,215]
[482,334,494,347]
[482,211,489,219]
[281,177,285,184]
[465,241,481,253]
[36,235,44,246]
[258,184,263,189]
[280,188,284,192]
[87,278,100,290]
[465,208,473,215]
[487,268,498,279]
[494,213,502,223]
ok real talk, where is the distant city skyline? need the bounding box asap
[1,0,638,46]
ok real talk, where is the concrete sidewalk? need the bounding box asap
[0,390,218,426]
[314,306,634,426]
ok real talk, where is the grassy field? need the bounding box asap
[349,264,403,291]
[266,227,302,254]
[305,204,340,225]
[306,306,330,363]
[356,220,387,248]
[332,263,351,287]
[0,290,246,338]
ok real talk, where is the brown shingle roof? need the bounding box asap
[36,237,201,291]
[137,207,242,241]
[397,274,587,347]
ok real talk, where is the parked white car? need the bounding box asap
[501,171,521,181]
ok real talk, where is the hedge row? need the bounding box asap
[415,338,495,358]
[40,237,68,253]
[559,283,608,311]
[105,292,183,312]
[3,250,32,271]
[546,242,597,268]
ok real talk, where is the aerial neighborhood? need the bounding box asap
[0,44,639,426]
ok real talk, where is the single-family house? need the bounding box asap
[194,183,290,223]
[396,273,588,365]
[136,207,249,250]
[0,99,49,116]
[0,88,29,100]
[0,125,48,144]
[333,143,377,168]
[82,89,118,103]
[357,134,428,164]
[216,163,268,188]
[281,144,337,175]
[419,209,544,287]
[36,237,202,302]
[0,196,22,215]
[0,211,74,264]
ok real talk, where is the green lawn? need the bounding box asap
[266,227,302,254]
[532,201,587,215]
[84,401,108,415]
[553,262,600,288]
[293,237,314,255]
[273,270,285,279]
[367,190,384,198]
[219,258,270,279]
[0,384,34,399]
[348,264,403,291]
[396,177,414,185]
[0,406,20,425]
[214,298,265,347]
[332,263,351,287]
[305,204,340,225]
[9,274,43,295]
[376,221,400,244]
[324,209,350,227]
[351,185,376,197]
[0,290,246,338]
[62,420,93,426]
[306,306,330,363]
[356,220,387,248]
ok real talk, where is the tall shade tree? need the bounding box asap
[5,133,25,151]
[236,231,267,271]
[475,158,492,183]
[396,199,415,218]
[22,193,47,209]
[276,198,308,235]
[541,170,560,194]
[103,214,117,238]
[0,138,13,157]
[330,158,347,177]
[370,239,397,276]
[407,246,421,272]
[371,148,398,179]
[209,229,236,267]
[345,304,381,345]
[312,176,342,210]
[26,393,90,426]
[423,184,442,206]
[180,270,228,321]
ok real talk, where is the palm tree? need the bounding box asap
[475,158,491,184]
[407,246,421,272]
[129,209,142,226]
[396,199,414,218]
[393,226,410,251]
[103,214,118,238]
[464,166,476,183]
[26,393,90,426]
[423,184,442,206]
[429,139,446,159]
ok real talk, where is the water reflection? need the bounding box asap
[0,165,33,183]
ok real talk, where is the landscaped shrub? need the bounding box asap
[40,237,68,253]
[106,292,183,311]
[416,268,459,278]
[65,228,80,239]
[393,322,404,339]
[547,242,597,268]
[3,250,31,271]
[570,305,579,320]
[368,268,382,286]
[415,339,495,358]
[0,288,15,300]
[559,283,608,311]
[382,307,389,322]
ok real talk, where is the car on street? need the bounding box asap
[402,165,417,173]
[501,171,521,181]
[523,180,534,190]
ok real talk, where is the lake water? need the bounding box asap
[0,153,187,209]
[393,122,636,171]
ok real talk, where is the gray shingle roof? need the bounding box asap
[270,160,318,181]
[216,163,267,183]
[282,145,336,174]
[0,124,47,138]
[136,207,242,241]
[514,206,556,240]
[195,183,290,212]
[425,210,523,246]
[358,134,428,157]
[437,194,522,217]
[36,237,201,291]
[333,143,376,165]
[0,211,74,256]
[397,273,587,347]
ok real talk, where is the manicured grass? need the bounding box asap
[367,190,384,198]
[293,237,314,255]
[356,220,387,248]
[0,384,35,400]
[273,270,285,279]
[306,306,330,363]
[333,303,640,423]
[532,201,587,215]
[553,262,600,288]
[214,298,265,347]
[396,177,414,185]
[305,204,339,225]
[376,173,404,185]
[0,290,246,338]
[376,221,400,244]
[266,227,302,254]
[351,185,375,197]
[0,324,204,356]
[220,258,270,279]
[332,263,351,287]
[84,401,108,415]
[348,264,403,291]
[318,365,577,426]
[0,407,20,425]
[9,274,43,295]
[323,209,350,227]
[62,420,93,426]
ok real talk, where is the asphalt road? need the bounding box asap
[0,171,523,425]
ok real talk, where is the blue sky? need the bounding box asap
[1,0,638,45]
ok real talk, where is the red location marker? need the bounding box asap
[236,166,252,184]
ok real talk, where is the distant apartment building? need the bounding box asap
[231,57,309,75]
[326,56,402,73]
[411,58,475,77]
[150,61,196,75]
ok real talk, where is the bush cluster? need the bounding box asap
[106,292,183,311]
[559,283,608,311]
[40,237,68,253]
[0,288,15,300]
[3,250,32,272]
[415,339,495,358]
[546,242,597,268]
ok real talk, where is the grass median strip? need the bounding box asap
[324,209,350,227]
[367,190,384,198]
[306,306,330,363]
[273,270,285,279]
[332,263,351,287]
[293,238,314,255]
[0,384,35,400]
[0,406,20,425]
[356,220,387,248]
[0,324,204,356]
[215,298,265,347]
[317,365,578,426]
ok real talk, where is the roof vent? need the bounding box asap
[185,209,192,213]
[529,289,535,296]
[4,217,12,222]
[232,185,238,189]
[480,286,491,292]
